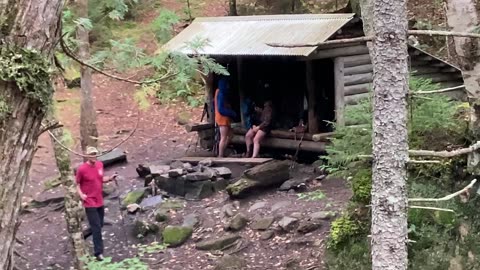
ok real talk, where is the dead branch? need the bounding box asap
[266,36,373,48]
[409,141,480,158]
[37,122,63,137]
[409,179,477,203]
[411,85,465,95]
[60,36,176,85]
[408,30,480,39]
[407,160,442,164]
[408,206,454,212]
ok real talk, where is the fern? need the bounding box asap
[151,9,180,43]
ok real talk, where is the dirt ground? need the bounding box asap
[14,1,353,269]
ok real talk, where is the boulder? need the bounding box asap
[199,159,213,167]
[98,148,127,168]
[136,164,151,178]
[249,202,267,212]
[278,217,299,232]
[226,213,249,231]
[212,167,232,178]
[297,220,322,234]
[279,178,309,191]
[183,213,200,228]
[121,188,146,207]
[127,203,140,214]
[251,216,274,231]
[155,174,186,196]
[196,234,241,251]
[154,209,169,222]
[260,230,275,240]
[186,172,213,181]
[150,165,171,176]
[162,226,193,247]
[133,219,159,238]
[226,160,290,198]
[183,162,193,171]
[168,169,185,177]
[214,255,247,270]
[309,211,336,221]
[170,161,185,169]
[139,195,163,211]
[214,178,229,192]
[185,180,215,200]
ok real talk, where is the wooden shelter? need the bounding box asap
[163,14,465,154]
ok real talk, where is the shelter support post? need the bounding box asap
[306,61,319,133]
[237,57,246,127]
[334,57,346,127]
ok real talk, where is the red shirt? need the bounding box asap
[76,161,104,208]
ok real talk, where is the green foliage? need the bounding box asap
[297,189,326,201]
[0,46,53,109]
[92,38,146,71]
[328,214,363,249]
[325,238,371,270]
[151,9,180,43]
[350,168,372,204]
[82,256,147,270]
[137,242,168,256]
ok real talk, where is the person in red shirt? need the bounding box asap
[76,146,117,261]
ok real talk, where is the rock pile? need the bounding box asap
[136,159,232,200]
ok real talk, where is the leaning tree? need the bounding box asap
[0,0,64,269]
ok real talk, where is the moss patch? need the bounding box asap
[162,225,193,247]
[121,189,146,207]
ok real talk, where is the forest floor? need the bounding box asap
[14,0,449,268]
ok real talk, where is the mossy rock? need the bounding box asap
[159,199,185,211]
[133,219,160,238]
[121,189,146,208]
[162,225,193,247]
[155,209,169,222]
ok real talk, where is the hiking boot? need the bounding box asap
[95,254,104,261]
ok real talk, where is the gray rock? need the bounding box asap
[290,212,303,219]
[249,202,267,212]
[297,220,322,234]
[185,180,215,200]
[186,172,213,181]
[214,177,229,192]
[279,178,309,191]
[127,203,140,214]
[222,204,237,217]
[183,162,193,170]
[150,165,171,175]
[199,159,213,167]
[139,195,163,210]
[214,255,247,270]
[196,234,241,251]
[170,161,185,169]
[102,184,117,197]
[251,216,275,230]
[168,169,184,177]
[183,213,200,228]
[271,201,291,212]
[278,217,299,231]
[154,209,169,222]
[260,230,275,240]
[226,213,249,231]
[133,219,159,238]
[212,167,232,178]
[309,211,336,221]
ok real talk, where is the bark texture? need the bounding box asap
[370,0,409,268]
[445,0,480,172]
[77,0,98,152]
[48,116,88,269]
[0,1,63,269]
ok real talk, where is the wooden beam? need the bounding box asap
[345,92,370,105]
[185,122,214,132]
[334,57,345,127]
[345,83,371,96]
[232,127,332,142]
[310,45,369,59]
[344,73,373,86]
[230,135,326,153]
[237,57,246,127]
[175,156,273,165]
[343,54,372,68]
[344,64,373,76]
[306,61,319,133]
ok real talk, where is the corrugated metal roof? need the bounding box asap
[162,14,355,57]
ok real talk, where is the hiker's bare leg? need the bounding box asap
[245,128,256,157]
[252,130,267,158]
[218,126,229,157]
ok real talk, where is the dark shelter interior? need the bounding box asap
[214,56,335,133]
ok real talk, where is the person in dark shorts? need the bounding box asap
[245,100,273,158]
[76,146,118,261]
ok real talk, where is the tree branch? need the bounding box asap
[409,179,477,202]
[411,85,465,95]
[408,206,454,212]
[37,122,64,137]
[60,36,176,85]
[409,141,480,158]
[408,30,480,39]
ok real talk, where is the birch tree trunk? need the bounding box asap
[77,0,98,152]
[370,0,409,268]
[0,1,63,269]
[445,0,480,173]
[229,0,238,16]
[47,116,88,269]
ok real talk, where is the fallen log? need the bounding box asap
[226,160,290,198]
[230,135,326,153]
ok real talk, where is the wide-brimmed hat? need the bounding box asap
[86,146,99,155]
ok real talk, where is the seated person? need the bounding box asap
[245,100,273,158]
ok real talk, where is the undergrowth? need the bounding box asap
[323,77,480,269]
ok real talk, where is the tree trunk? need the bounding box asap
[47,116,88,269]
[0,1,63,269]
[370,0,409,268]
[445,0,480,173]
[229,0,238,16]
[77,0,98,153]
